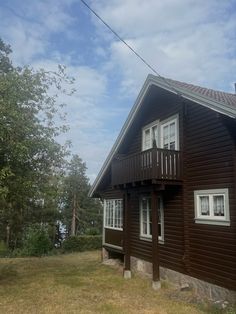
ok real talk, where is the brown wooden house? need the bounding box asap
[89,75,236,300]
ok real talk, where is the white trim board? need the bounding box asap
[89,74,236,197]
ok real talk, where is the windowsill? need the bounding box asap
[139,236,164,244]
[104,226,123,231]
[195,218,230,226]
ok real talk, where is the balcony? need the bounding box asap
[111,148,183,186]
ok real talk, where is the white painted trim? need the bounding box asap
[160,114,179,150]
[194,188,230,226]
[104,199,123,230]
[89,75,236,197]
[104,226,123,231]
[142,119,159,151]
[139,195,164,242]
[103,243,123,250]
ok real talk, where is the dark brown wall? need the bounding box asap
[104,228,123,248]
[99,87,236,291]
[128,186,185,274]
[100,186,123,199]
[120,87,184,156]
[184,102,236,290]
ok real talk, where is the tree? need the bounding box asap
[61,155,102,236]
[0,38,73,248]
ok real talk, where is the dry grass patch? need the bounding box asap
[0,251,235,314]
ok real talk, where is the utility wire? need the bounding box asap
[80,0,183,98]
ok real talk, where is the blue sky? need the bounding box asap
[1,0,236,182]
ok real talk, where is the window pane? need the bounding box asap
[142,207,148,235]
[142,198,148,210]
[169,141,175,150]
[170,122,175,140]
[158,222,162,237]
[105,202,109,226]
[213,195,225,216]
[105,200,123,229]
[143,221,147,234]
[147,197,151,210]
[163,125,169,148]
[152,125,158,147]
[149,208,152,236]
[199,196,210,215]
[158,206,162,237]
[162,120,177,150]
[142,209,147,223]
[149,221,152,236]
[110,201,114,227]
[144,129,151,149]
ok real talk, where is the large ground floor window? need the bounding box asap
[104,199,123,230]
[140,195,164,242]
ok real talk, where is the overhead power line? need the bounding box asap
[80,0,183,98]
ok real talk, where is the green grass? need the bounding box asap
[0,251,235,314]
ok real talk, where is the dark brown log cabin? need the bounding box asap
[89,75,236,295]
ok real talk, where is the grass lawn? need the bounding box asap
[0,251,235,314]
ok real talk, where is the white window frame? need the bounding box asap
[142,119,159,151]
[160,114,179,150]
[194,189,230,226]
[139,196,164,242]
[104,199,123,230]
[142,115,179,152]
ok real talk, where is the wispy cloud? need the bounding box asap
[1,0,236,182]
[93,0,236,93]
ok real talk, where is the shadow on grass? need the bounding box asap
[0,265,18,283]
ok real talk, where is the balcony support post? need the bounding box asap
[123,191,131,279]
[151,189,161,289]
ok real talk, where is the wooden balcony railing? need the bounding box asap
[111,148,182,186]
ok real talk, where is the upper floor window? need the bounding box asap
[142,115,179,151]
[140,196,164,242]
[142,120,159,151]
[104,199,123,230]
[160,116,178,150]
[194,189,230,226]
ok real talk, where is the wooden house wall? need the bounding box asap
[119,90,184,156]
[99,88,236,291]
[101,187,124,249]
[129,186,185,274]
[184,102,236,290]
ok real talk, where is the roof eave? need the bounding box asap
[89,75,236,197]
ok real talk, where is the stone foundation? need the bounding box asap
[130,256,236,304]
[102,249,236,304]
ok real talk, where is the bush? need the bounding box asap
[0,241,9,257]
[62,235,102,252]
[85,228,101,236]
[22,224,53,257]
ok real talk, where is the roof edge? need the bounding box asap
[89,74,236,197]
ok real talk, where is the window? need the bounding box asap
[160,116,178,150]
[142,115,179,151]
[142,120,159,151]
[140,196,164,242]
[194,189,230,226]
[104,199,123,230]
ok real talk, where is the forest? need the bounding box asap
[0,38,102,256]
